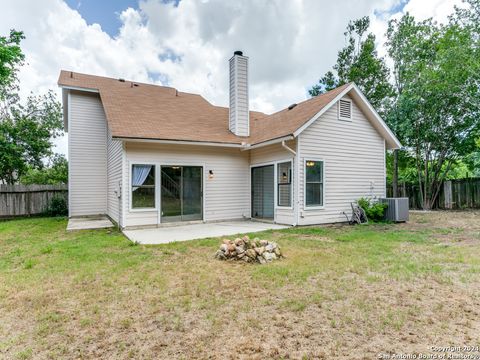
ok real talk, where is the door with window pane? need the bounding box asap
[161,166,202,222]
[251,165,274,219]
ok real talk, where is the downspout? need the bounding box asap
[294,139,301,227]
[281,140,298,226]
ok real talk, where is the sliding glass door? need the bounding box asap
[161,166,202,222]
[251,165,274,219]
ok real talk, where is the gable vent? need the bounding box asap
[338,99,352,120]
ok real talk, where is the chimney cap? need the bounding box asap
[233,50,243,56]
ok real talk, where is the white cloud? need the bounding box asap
[0,0,463,157]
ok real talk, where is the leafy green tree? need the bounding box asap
[0,30,63,184]
[0,91,62,184]
[20,154,68,185]
[309,16,394,116]
[0,30,25,112]
[386,14,439,196]
[387,10,480,209]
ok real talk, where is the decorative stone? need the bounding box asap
[263,252,274,261]
[257,256,266,264]
[215,237,282,264]
[215,250,226,260]
[254,246,265,255]
[234,238,245,246]
[220,244,228,252]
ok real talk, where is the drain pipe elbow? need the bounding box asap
[281,140,296,156]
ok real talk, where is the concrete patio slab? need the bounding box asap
[123,221,289,244]
[67,216,114,231]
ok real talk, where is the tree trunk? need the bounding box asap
[393,149,398,198]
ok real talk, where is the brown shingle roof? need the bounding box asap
[58,71,350,145]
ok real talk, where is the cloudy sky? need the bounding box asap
[0,0,461,156]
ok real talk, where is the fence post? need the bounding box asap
[444,180,452,209]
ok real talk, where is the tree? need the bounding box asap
[20,153,68,185]
[0,30,25,113]
[0,91,62,184]
[309,16,394,116]
[386,10,480,209]
[386,14,439,197]
[0,30,63,184]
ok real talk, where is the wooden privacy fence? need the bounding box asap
[0,184,68,218]
[387,177,480,210]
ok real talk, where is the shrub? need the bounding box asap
[357,197,388,222]
[46,195,68,217]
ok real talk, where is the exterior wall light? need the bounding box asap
[208,170,214,179]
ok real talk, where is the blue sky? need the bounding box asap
[64,0,181,36]
[64,0,140,36]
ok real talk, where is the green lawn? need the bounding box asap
[1,212,480,359]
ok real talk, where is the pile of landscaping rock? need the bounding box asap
[215,235,283,264]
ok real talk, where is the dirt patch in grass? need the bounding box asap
[1,213,480,359]
[402,210,480,246]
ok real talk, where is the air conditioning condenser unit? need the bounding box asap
[379,198,409,222]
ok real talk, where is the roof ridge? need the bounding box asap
[60,69,178,91]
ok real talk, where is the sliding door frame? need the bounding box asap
[250,164,275,219]
[160,164,204,223]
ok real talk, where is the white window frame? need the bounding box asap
[129,162,157,212]
[249,158,295,219]
[304,158,325,210]
[338,98,353,121]
[277,160,293,208]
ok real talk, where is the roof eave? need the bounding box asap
[113,136,245,148]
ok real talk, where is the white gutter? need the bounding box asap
[281,140,296,156]
[241,135,294,151]
[114,136,244,148]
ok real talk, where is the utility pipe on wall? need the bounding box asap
[281,140,296,156]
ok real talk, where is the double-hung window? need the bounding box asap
[131,164,155,209]
[277,161,292,207]
[305,160,324,207]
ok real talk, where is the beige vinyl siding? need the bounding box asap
[68,91,107,216]
[298,94,386,225]
[124,142,250,227]
[106,127,123,224]
[250,140,296,225]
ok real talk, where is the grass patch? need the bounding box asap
[1,212,479,359]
